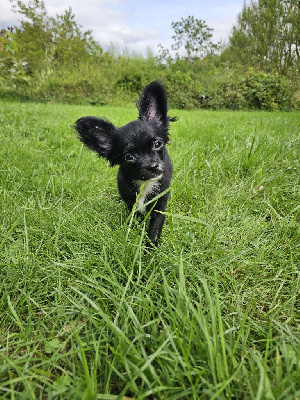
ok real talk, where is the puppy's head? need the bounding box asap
[75,81,173,181]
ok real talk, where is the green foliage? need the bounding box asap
[0,2,299,110]
[0,27,18,53]
[50,7,102,65]
[158,16,220,64]
[226,0,300,75]
[0,27,31,100]
[241,69,294,110]
[171,15,220,61]
[114,56,148,94]
[10,0,103,72]
[208,68,295,110]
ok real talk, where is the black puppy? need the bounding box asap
[74,81,174,246]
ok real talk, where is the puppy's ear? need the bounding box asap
[74,116,116,161]
[138,81,168,130]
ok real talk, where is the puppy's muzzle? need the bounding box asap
[149,162,163,175]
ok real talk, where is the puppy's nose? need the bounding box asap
[150,162,162,174]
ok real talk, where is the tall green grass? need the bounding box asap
[0,100,299,399]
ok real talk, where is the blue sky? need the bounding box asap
[0,0,246,55]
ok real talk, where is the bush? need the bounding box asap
[208,68,295,111]
[242,69,294,110]
[0,41,298,111]
[1,1,298,110]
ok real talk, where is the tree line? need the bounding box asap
[0,0,299,110]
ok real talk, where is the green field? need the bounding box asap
[0,100,299,399]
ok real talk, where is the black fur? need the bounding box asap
[74,81,174,247]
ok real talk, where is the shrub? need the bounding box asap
[208,68,295,111]
[242,69,294,110]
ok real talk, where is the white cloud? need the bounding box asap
[210,19,235,43]
[93,24,157,48]
[47,0,126,27]
[208,3,242,43]
[0,1,17,27]
[0,0,244,55]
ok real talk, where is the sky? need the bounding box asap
[0,0,246,55]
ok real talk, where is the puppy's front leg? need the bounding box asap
[147,194,169,246]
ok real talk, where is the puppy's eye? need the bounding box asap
[153,140,163,149]
[125,154,135,162]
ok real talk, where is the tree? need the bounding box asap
[225,0,300,75]
[171,16,220,61]
[50,7,102,64]
[9,0,102,70]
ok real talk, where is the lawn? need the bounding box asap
[0,100,299,399]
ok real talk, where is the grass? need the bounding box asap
[0,99,299,399]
